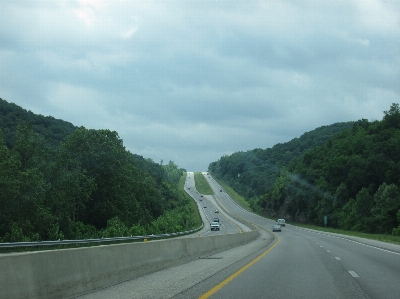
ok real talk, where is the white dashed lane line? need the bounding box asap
[297,227,400,256]
[349,271,359,278]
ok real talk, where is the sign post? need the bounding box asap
[324,215,328,228]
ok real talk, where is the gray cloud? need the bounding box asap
[1,0,399,171]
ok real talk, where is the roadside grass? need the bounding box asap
[292,222,400,245]
[179,173,202,228]
[194,172,214,195]
[210,176,400,246]
[211,176,251,210]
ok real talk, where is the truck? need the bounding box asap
[277,219,285,226]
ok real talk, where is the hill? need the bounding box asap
[210,104,400,236]
[0,98,192,242]
[0,98,76,149]
[208,121,354,198]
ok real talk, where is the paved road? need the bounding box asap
[77,173,400,299]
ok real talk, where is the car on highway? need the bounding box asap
[210,222,220,231]
[277,219,286,226]
[272,224,281,232]
[215,210,219,213]
[203,206,207,208]
[213,217,219,222]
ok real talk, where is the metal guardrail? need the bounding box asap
[0,223,204,249]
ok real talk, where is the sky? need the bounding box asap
[1,0,400,171]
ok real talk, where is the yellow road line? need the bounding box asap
[198,233,280,299]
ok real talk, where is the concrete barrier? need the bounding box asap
[0,230,259,299]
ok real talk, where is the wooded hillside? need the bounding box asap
[0,98,192,242]
[209,104,400,235]
[209,122,354,198]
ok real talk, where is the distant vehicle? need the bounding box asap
[272,224,281,232]
[188,187,190,190]
[215,210,219,213]
[220,189,222,192]
[199,198,202,201]
[213,217,219,222]
[210,222,220,231]
[277,219,286,226]
[201,195,203,197]
[204,206,207,208]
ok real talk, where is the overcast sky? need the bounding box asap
[1,0,399,171]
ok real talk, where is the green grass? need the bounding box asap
[194,172,214,195]
[211,176,251,210]
[179,173,202,228]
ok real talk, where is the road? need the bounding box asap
[77,173,400,299]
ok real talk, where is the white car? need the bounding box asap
[277,219,286,226]
[272,224,281,232]
[210,222,220,231]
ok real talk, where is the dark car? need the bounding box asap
[213,217,219,222]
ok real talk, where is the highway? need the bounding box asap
[77,173,400,299]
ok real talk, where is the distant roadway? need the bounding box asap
[77,172,400,299]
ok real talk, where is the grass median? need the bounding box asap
[194,172,214,195]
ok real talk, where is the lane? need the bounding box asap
[76,172,400,299]
[186,172,247,235]
[204,230,366,299]
[291,227,400,299]
[201,174,400,299]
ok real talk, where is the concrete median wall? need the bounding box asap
[0,230,259,299]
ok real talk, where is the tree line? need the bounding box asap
[0,98,193,242]
[209,104,400,235]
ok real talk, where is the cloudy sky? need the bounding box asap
[1,0,399,171]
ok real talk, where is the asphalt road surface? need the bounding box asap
[77,173,400,299]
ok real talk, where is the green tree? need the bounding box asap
[371,183,400,233]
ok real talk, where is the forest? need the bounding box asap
[0,98,193,242]
[209,121,354,198]
[209,104,400,236]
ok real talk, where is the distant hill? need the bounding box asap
[210,104,400,235]
[208,122,354,198]
[0,98,77,149]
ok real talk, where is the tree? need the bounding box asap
[382,103,400,129]
[371,183,400,233]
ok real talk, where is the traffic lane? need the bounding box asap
[214,190,278,231]
[205,195,252,233]
[205,175,272,225]
[76,229,275,299]
[205,174,400,298]
[204,176,264,230]
[292,227,400,299]
[184,176,239,235]
[200,205,239,235]
[205,229,367,299]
